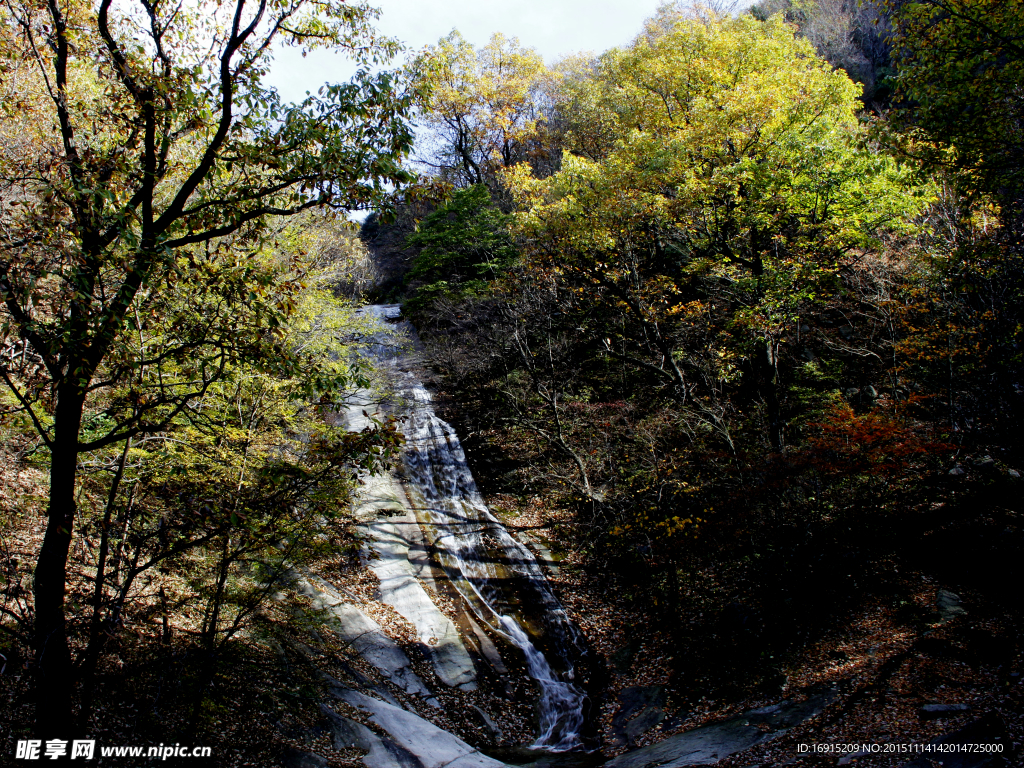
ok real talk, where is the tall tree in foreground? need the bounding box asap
[0,0,414,732]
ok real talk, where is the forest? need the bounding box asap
[1,0,1021,765]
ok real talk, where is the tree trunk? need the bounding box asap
[34,386,85,737]
[757,339,783,452]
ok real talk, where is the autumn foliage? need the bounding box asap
[803,403,952,479]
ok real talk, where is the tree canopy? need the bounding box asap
[505,11,927,449]
[412,30,554,189]
[885,0,1024,196]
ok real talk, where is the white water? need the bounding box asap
[363,305,588,752]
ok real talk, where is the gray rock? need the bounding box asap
[354,473,477,690]
[610,686,668,747]
[936,589,967,624]
[863,385,879,399]
[844,387,860,399]
[624,707,666,743]
[293,574,433,698]
[281,747,330,768]
[615,686,667,721]
[949,466,966,477]
[605,689,837,768]
[469,704,503,740]
[974,455,997,471]
[320,705,423,768]
[367,508,478,690]
[920,703,972,720]
[1008,469,1020,478]
[605,716,765,768]
[334,688,506,768]
[745,687,837,729]
[465,614,507,675]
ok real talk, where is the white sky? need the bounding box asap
[265,0,700,103]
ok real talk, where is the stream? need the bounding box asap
[360,304,590,753]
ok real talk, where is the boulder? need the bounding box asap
[919,703,972,720]
[609,686,671,746]
[935,590,967,624]
[281,747,330,768]
[973,455,997,471]
[332,688,507,768]
[604,688,837,768]
[625,706,667,744]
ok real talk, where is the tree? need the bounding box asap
[0,0,414,732]
[506,11,926,450]
[748,0,895,102]
[412,30,555,191]
[881,0,1024,438]
[884,0,1024,200]
[403,184,517,310]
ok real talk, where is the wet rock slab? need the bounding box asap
[331,688,507,768]
[604,688,837,768]
[609,686,672,747]
[294,573,435,697]
[362,484,478,690]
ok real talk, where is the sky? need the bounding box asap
[265,0,696,103]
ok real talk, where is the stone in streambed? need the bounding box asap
[919,703,972,719]
[293,574,433,699]
[605,688,837,768]
[332,688,507,768]
[320,704,423,768]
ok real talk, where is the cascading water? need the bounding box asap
[362,305,588,753]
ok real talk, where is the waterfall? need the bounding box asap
[362,305,588,752]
